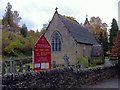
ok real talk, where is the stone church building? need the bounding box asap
[44,10,100,66]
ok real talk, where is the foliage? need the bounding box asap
[41,21,50,34]
[88,58,95,67]
[92,58,103,65]
[89,16,108,38]
[2,2,21,32]
[4,40,23,56]
[85,16,109,55]
[13,10,21,25]
[2,2,42,57]
[110,31,120,57]
[20,24,28,37]
[98,32,109,55]
[2,2,14,27]
[77,57,89,68]
[77,56,103,68]
[109,18,119,51]
[2,28,42,57]
[77,57,103,68]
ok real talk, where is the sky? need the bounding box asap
[0,0,119,31]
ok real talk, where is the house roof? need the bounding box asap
[58,13,99,45]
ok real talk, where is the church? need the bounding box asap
[44,9,101,67]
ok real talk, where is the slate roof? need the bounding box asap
[58,14,99,45]
[91,45,102,56]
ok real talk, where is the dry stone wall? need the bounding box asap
[2,64,118,89]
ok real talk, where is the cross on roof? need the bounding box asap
[86,14,88,18]
[55,7,58,11]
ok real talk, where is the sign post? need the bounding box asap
[34,34,51,71]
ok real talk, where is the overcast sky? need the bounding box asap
[0,0,119,31]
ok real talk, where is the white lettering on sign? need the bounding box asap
[36,44,50,48]
[38,57,47,61]
[40,52,50,56]
[36,52,50,57]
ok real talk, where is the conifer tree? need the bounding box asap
[20,24,28,37]
[109,18,119,51]
[2,2,14,27]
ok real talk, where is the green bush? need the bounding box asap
[88,58,95,67]
[77,57,89,68]
[93,58,103,65]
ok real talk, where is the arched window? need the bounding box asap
[52,31,62,52]
[83,47,86,57]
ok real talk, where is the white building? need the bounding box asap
[118,1,120,29]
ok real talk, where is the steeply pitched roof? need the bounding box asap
[58,14,99,45]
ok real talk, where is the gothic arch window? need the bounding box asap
[51,31,62,52]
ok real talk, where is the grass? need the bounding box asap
[4,62,33,75]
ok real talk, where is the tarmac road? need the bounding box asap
[85,78,119,89]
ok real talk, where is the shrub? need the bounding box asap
[88,58,95,67]
[77,57,89,68]
[93,57,103,65]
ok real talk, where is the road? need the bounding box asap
[85,78,119,89]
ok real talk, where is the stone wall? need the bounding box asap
[45,13,77,65]
[77,44,92,58]
[45,12,93,66]
[2,64,118,89]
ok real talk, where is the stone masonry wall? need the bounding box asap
[2,64,118,89]
[45,13,77,66]
[45,12,93,66]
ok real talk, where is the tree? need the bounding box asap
[85,16,108,39]
[84,16,109,55]
[13,10,21,26]
[109,18,119,51]
[20,24,28,37]
[41,21,50,34]
[2,2,21,32]
[2,30,11,55]
[111,31,120,57]
[2,2,14,27]
[4,40,24,56]
[98,32,109,55]
[35,29,41,38]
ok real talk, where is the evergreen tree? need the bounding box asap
[98,32,109,55]
[103,36,109,55]
[2,2,14,27]
[2,2,21,32]
[20,24,28,37]
[109,18,119,51]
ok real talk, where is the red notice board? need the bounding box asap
[34,34,51,71]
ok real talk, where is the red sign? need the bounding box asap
[34,34,51,71]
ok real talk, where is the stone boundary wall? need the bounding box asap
[2,64,118,89]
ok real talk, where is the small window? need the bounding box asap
[83,47,86,57]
